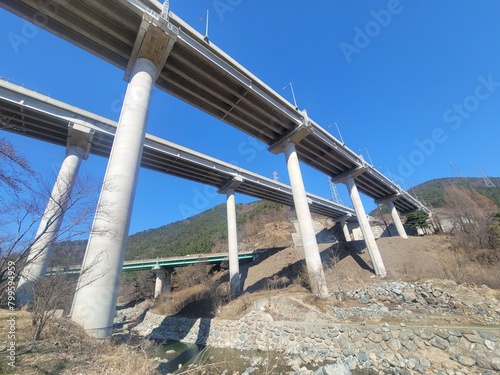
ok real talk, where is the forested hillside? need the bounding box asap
[408,177,500,208]
[51,200,292,267]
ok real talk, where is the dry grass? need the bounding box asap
[153,283,213,316]
[385,236,500,289]
[0,309,157,375]
[434,249,500,289]
[152,279,232,318]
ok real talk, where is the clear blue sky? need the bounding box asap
[1,1,499,235]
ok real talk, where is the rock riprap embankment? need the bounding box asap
[132,281,500,374]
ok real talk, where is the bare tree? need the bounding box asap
[0,133,103,303]
[444,185,498,251]
[0,135,35,199]
[29,252,107,341]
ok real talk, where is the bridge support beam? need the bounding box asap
[16,124,93,305]
[71,17,177,338]
[153,267,173,299]
[345,177,387,277]
[284,142,328,298]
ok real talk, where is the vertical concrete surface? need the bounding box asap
[71,58,157,338]
[226,188,241,295]
[340,218,351,242]
[16,143,86,305]
[284,142,328,298]
[154,267,173,299]
[346,177,387,277]
[386,200,408,239]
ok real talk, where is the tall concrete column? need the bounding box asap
[386,200,408,239]
[16,124,93,305]
[226,188,241,295]
[153,267,173,299]
[285,142,328,298]
[340,218,351,242]
[218,176,243,295]
[71,58,158,338]
[345,177,387,277]
[71,15,177,337]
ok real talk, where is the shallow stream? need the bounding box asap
[151,340,373,374]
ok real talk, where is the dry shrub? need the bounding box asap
[436,249,500,289]
[174,263,212,290]
[444,185,498,251]
[213,281,231,310]
[294,264,310,290]
[153,262,234,317]
[12,313,157,375]
[154,283,213,316]
[96,339,157,375]
[30,274,78,340]
[264,275,290,290]
[216,293,252,319]
[239,205,292,236]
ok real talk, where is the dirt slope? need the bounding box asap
[218,235,500,320]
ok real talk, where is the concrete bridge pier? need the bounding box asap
[346,177,387,277]
[218,176,244,295]
[71,15,177,338]
[336,214,352,242]
[284,141,329,297]
[375,195,408,239]
[333,170,387,278]
[268,118,328,298]
[16,124,94,305]
[153,267,173,299]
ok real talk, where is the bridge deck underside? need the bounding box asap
[0,0,424,214]
[0,92,353,219]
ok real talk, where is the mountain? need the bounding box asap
[408,177,500,209]
[51,200,293,267]
[51,177,500,268]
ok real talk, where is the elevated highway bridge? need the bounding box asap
[46,251,256,273]
[0,78,356,220]
[0,0,426,213]
[1,0,428,337]
[47,251,258,299]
